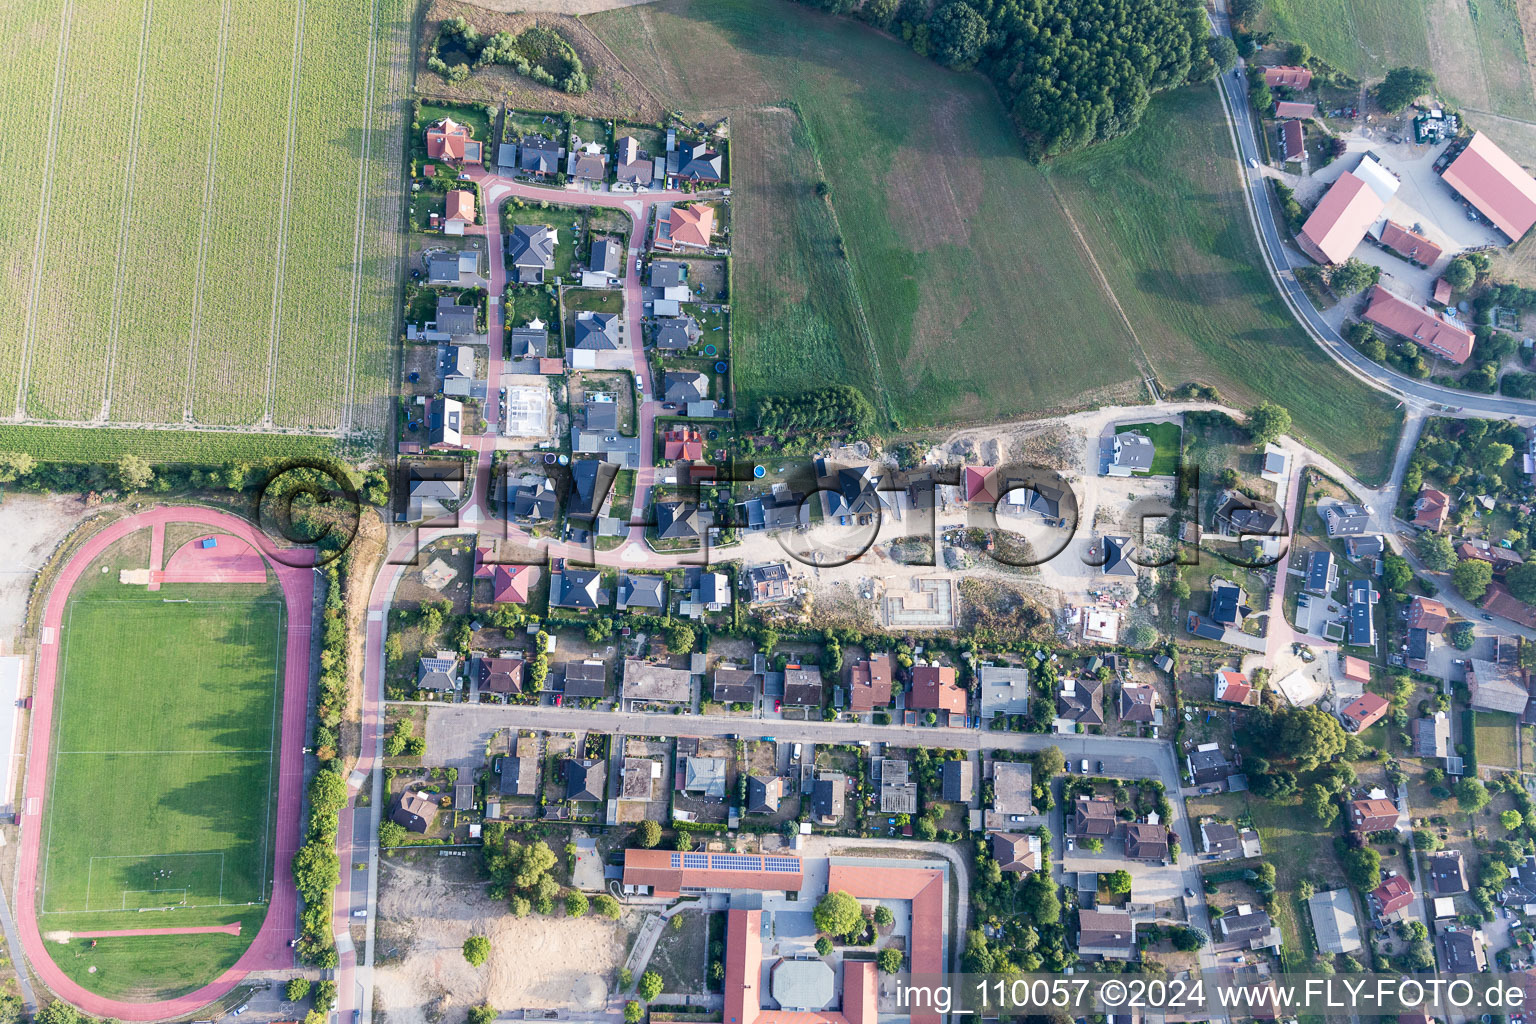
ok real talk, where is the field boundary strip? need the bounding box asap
[339,0,385,436]
[99,0,157,422]
[262,0,309,428]
[14,0,76,419]
[183,0,236,425]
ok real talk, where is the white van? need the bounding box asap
[1081,759,1090,773]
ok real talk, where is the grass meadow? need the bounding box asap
[0,0,408,436]
[38,536,284,998]
[592,0,1403,482]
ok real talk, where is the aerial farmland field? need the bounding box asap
[0,0,407,438]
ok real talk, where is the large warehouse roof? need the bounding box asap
[1442,132,1536,242]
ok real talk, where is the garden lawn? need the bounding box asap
[1048,86,1402,484]
[38,553,285,999]
[1114,421,1182,476]
[1475,710,1520,770]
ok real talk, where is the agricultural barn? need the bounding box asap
[1296,155,1399,264]
[1440,132,1536,242]
[1362,286,1475,364]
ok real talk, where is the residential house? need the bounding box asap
[656,501,709,542]
[506,475,557,523]
[588,237,623,283]
[1348,578,1378,647]
[1078,909,1136,960]
[1188,744,1234,787]
[1457,539,1525,578]
[877,759,917,814]
[476,656,525,697]
[573,311,621,351]
[1056,677,1104,727]
[1275,100,1317,118]
[655,316,699,351]
[616,572,667,612]
[566,142,607,182]
[1468,636,1528,714]
[942,760,974,803]
[1101,535,1137,577]
[417,650,459,693]
[550,566,607,611]
[910,664,966,715]
[1378,220,1443,265]
[404,475,461,522]
[1306,549,1339,595]
[507,323,549,362]
[990,832,1041,874]
[681,568,729,616]
[1427,851,1469,895]
[1280,118,1305,162]
[1437,926,1487,972]
[663,370,709,404]
[979,664,1030,718]
[425,117,482,164]
[562,660,607,699]
[1320,501,1372,538]
[1364,285,1475,365]
[1200,821,1241,858]
[565,758,606,802]
[621,659,693,707]
[683,757,728,800]
[1210,584,1250,628]
[1347,798,1399,833]
[426,248,479,285]
[1108,431,1155,476]
[746,774,783,814]
[509,224,557,285]
[1372,874,1414,919]
[1340,692,1390,732]
[518,134,560,177]
[567,459,617,520]
[1073,796,1117,838]
[782,666,824,707]
[393,790,440,833]
[1125,822,1169,862]
[1263,65,1313,88]
[614,135,653,185]
[1214,491,1284,538]
[1308,889,1362,953]
[435,296,478,339]
[1406,627,1431,672]
[812,772,847,824]
[672,139,724,182]
[1414,712,1452,759]
[712,667,758,705]
[444,190,475,234]
[993,762,1034,819]
[1409,596,1450,632]
[1219,906,1281,950]
[650,260,687,289]
[664,204,715,249]
[1213,669,1253,705]
[846,654,894,713]
[1412,488,1450,531]
[1117,682,1158,724]
[744,562,792,603]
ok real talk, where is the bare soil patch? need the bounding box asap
[374,854,634,1024]
[418,0,665,123]
[0,494,101,648]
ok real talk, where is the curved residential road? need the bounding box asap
[1205,3,1536,419]
[20,507,313,1020]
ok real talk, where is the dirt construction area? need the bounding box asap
[0,494,98,650]
[374,854,636,1023]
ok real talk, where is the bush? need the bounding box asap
[639,970,664,1002]
[566,890,589,917]
[878,947,904,973]
[464,935,491,967]
[285,979,311,1003]
[469,1007,497,1024]
[815,936,833,956]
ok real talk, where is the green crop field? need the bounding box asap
[0,424,338,464]
[1046,87,1402,484]
[37,537,284,998]
[592,0,1403,482]
[1256,0,1536,120]
[0,0,408,438]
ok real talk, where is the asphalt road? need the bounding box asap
[1206,4,1536,419]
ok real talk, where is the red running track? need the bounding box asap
[68,924,242,939]
[19,507,313,1020]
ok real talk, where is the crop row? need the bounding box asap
[269,0,378,432]
[0,424,337,464]
[105,0,224,424]
[0,0,64,419]
[188,0,302,426]
[25,0,147,422]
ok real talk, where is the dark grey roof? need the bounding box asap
[783,667,823,706]
[654,317,698,350]
[436,296,478,337]
[426,251,462,284]
[1209,584,1245,626]
[619,572,667,609]
[1188,747,1233,785]
[675,140,723,181]
[507,477,557,521]
[507,326,548,359]
[417,654,458,691]
[1217,492,1283,535]
[591,237,623,277]
[519,135,560,175]
[812,773,846,820]
[1321,502,1372,537]
[663,371,708,404]
[574,312,621,350]
[568,459,616,519]
[509,224,557,283]
[1306,550,1336,594]
[1348,578,1376,646]
[585,399,619,431]
[562,661,607,697]
[713,668,757,703]
[657,501,704,540]
[553,568,606,610]
[1407,627,1429,663]
[565,758,605,802]
[614,135,652,184]
[1102,536,1136,576]
[650,260,687,288]
[941,759,974,802]
[747,774,782,814]
[1112,431,1156,471]
[1347,535,1385,560]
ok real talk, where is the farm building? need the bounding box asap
[1362,286,1474,364]
[1440,132,1536,242]
[1296,155,1399,264]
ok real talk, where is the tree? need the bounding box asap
[1506,562,1536,604]
[1034,746,1065,778]
[1443,254,1476,291]
[625,1002,644,1024]
[1382,555,1413,594]
[1413,828,1443,852]
[1419,532,1457,572]
[593,893,622,920]
[315,981,338,1009]
[469,1006,498,1024]
[663,620,695,654]
[1246,402,1291,446]
[1479,442,1515,475]
[874,905,895,928]
[1452,558,1494,601]
[1330,258,1379,296]
[1448,621,1477,650]
[1124,623,1157,648]
[1302,784,1338,825]
[635,819,662,848]
[116,453,154,489]
[1271,706,1347,771]
[286,978,312,1003]
[815,890,863,937]
[1083,837,1105,852]
[566,890,589,917]
[1501,809,1524,832]
[878,947,905,973]
[1376,66,1435,113]
[915,816,938,841]
[1456,777,1490,813]
[1208,35,1238,73]
[1104,869,1133,894]
[1171,926,1206,952]
[0,452,35,483]
[816,936,834,956]
[1344,846,1382,891]
[463,935,491,967]
[639,970,665,1002]
[927,2,988,69]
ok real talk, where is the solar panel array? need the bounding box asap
[764,857,802,873]
[664,852,804,873]
[683,853,711,869]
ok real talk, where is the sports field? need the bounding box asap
[0,0,408,435]
[37,542,283,999]
[591,0,1403,482]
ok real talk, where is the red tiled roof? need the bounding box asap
[847,654,894,712]
[426,117,468,161]
[964,465,998,503]
[1373,874,1414,915]
[1409,596,1450,632]
[1364,285,1475,364]
[623,849,805,898]
[492,564,532,604]
[1484,583,1536,629]
[1264,66,1312,88]
[669,204,716,247]
[1379,221,1443,265]
[826,862,944,1024]
[1214,669,1251,703]
[909,664,966,713]
[1342,656,1372,684]
[1442,132,1536,241]
[1299,171,1388,264]
[1348,798,1399,832]
[1275,101,1317,118]
[1433,278,1453,304]
[1341,692,1389,731]
[445,189,476,225]
[1281,119,1305,161]
[1413,487,1449,529]
[663,427,705,461]
[724,909,877,1024]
